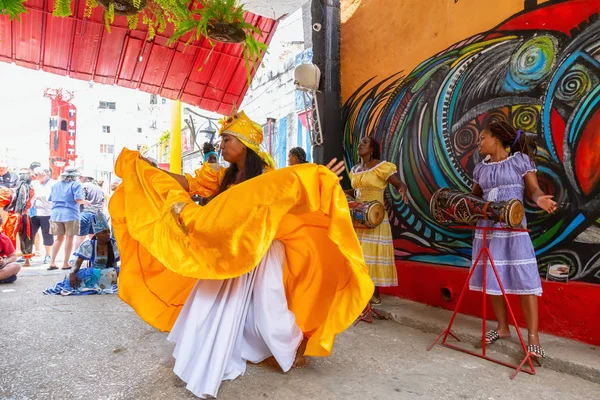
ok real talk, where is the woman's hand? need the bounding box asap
[398,183,409,204]
[326,158,345,180]
[69,272,79,289]
[388,174,409,204]
[536,195,558,214]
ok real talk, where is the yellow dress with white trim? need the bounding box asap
[109,111,374,357]
[350,161,398,287]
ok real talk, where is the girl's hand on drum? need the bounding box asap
[326,158,345,180]
[536,195,557,214]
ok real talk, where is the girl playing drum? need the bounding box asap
[471,121,557,359]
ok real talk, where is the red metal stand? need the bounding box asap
[427,225,540,379]
[354,303,384,325]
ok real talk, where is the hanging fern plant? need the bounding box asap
[5,0,268,88]
[0,0,27,20]
[169,0,268,86]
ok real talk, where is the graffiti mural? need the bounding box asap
[342,0,600,284]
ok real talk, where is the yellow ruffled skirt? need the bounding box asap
[109,149,374,357]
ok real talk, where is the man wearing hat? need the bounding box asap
[75,171,106,249]
[0,160,18,189]
[47,167,90,270]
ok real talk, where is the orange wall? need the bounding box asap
[340,0,550,100]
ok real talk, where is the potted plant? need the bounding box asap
[169,0,267,85]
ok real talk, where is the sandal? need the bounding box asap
[527,344,546,359]
[484,330,510,344]
[371,296,382,305]
[47,265,58,271]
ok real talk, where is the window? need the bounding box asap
[99,144,114,154]
[98,101,117,110]
[137,127,142,133]
[102,125,111,134]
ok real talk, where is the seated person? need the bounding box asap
[43,212,120,295]
[0,218,21,284]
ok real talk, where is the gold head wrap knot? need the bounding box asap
[219,110,276,169]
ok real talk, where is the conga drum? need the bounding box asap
[429,188,524,228]
[348,199,386,229]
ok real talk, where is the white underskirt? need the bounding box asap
[168,241,303,399]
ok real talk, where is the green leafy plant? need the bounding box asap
[0,0,27,20]
[160,130,171,143]
[53,0,72,17]
[84,0,98,18]
[169,0,267,86]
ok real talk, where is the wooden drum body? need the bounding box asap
[429,188,524,228]
[347,198,386,229]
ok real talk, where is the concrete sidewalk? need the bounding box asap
[2,275,599,399]
[374,296,600,384]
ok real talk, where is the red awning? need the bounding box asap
[0,0,277,114]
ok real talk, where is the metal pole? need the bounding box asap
[170,100,182,173]
[311,0,342,165]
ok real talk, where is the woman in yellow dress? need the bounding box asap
[109,111,374,399]
[349,136,408,305]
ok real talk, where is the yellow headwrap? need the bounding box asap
[218,111,276,169]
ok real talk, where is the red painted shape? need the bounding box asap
[495,0,600,36]
[574,107,600,195]
[550,107,566,163]
[0,1,277,113]
[382,262,600,346]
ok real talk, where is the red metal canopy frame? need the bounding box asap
[0,0,278,114]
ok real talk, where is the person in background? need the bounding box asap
[44,212,120,296]
[29,162,41,177]
[0,160,18,229]
[28,162,43,256]
[30,168,56,264]
[203,142,220,164]
[0,218,21,284]
[288,147,308,166]
[48,167,90,271]
[110,178,122,193]
[192,143,223,205]
[75,172,106,250]
[0,160,18,189]
[2,170,35,266]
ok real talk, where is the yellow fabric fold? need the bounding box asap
[109,149,374,357]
